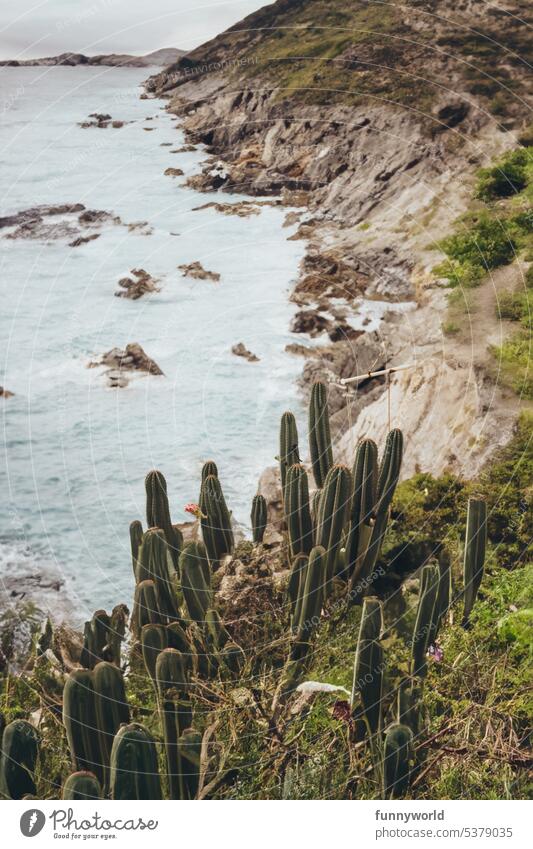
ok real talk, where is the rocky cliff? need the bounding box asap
[147,0,532,479]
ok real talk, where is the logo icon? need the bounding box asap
[20,809,46,837]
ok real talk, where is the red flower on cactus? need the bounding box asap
[184,502,206,519]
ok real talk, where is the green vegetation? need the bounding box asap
[0,387,531,800]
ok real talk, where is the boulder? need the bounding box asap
[232,342,259,362]
[178,261,220,282]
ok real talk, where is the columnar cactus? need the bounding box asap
[462,498,487,627]
[411,563,439,678]
[352,598,384,739]
[205,608,231,653]
[432,549,452,643]
[63,669,103,785]
[287,553,308,618]
[80,609,111,669]
[177,729,202,800]
[62,771,102,800]
[141,623,168,681]
[145,469,182,568]
[0,719,39,799]
[382,724,413,799]
[201,460,218,481]
[315,464,351,584]
[110,724,162,800]
[345,439,378,584]
[285,464,314,558]
[200,474,234,566]
[279,411,300,504]
[356,429,404,595]
[129,520,143,577]
[278,546,326,703]
[132,579,161,635]
[137,528,179,621]
[93,662,130,788]
[180,541,212,625]
[308,381,333,489]
[156,648,193,799]
[251,494,267,543]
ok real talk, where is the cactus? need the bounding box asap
[278,546,326,703]
[180,541,212,625]
[178,729,202,800]
[352,598,383,739]
[156,648,193,800]
[110,724,162,800]
[205,608,230,652]
[129,520,143,578]
[308,381,333,489]
[62,771,102,800]
[353,429,403,597]
[462,498,487,627]
[200,474,234,566]
[383,724,413,799]
[285,464,314,558]
[411,563,439,678]
[132,579,161,635]
[345,439,378,584]
[251,494,267,543]
[145,469,182,568]
[106,604,128,666]
[141,624,168,681]
[137,528,179,621]
[279,411,300,503]
[63,669,103,785]
[201,460,218,481]
[0,719,39,799]
[80,609,111,669]
[287,553,308,618]
[315,464,351,584]
[397,678,421,737]
[432,549,452,643]
[93,662,130,788]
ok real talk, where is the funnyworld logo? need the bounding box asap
[20,809,46,837]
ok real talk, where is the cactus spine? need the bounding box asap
[62,771,102,800]
[308,381,333,489]
[0,719,39,799]
[352,598,384,739]
[279,411,300,505]
[383,724,413,799]
[411,563,439,678]
[285,464,314,558]
[251,494,267,543]
[462,498,487,627]
[179,541,212,625]
[315,464,351,584]
[200,474,234,566]
[110,724,162,800]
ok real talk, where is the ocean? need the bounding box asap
[0,66,307,619]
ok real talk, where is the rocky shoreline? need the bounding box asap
[143,44,526,481]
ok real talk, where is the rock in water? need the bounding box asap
[178,261,220,282]
[88,343,164,388]
[231,343,259,362]
[115,268,160,299]
[0,386,14,398]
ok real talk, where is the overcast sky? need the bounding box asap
[0,0,270,60]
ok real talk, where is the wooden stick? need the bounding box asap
[339,361,420,386]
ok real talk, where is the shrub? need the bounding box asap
[475,149,530,201]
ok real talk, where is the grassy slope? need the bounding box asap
[165,0,532,123]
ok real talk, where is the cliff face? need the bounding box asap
[148,0,532,479]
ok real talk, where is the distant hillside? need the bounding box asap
[0,47,185,68]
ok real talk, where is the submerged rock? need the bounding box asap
[178,261,220,282]
[68,233,100,247]
[164,166,184,176]
[232,342,259,362]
